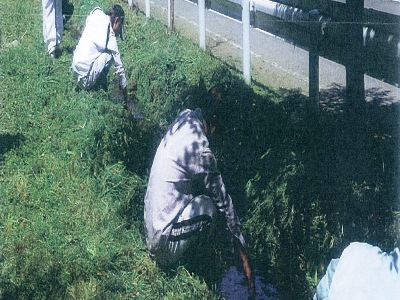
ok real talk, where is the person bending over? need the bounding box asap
[72,4,128,106]
[144,88,255,298]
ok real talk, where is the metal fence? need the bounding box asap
[126,0,400,107]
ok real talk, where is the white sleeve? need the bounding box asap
[107,33,127,89]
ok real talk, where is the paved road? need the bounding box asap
[132,0,400,103]
[334,0,400,15]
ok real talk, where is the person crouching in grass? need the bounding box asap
[71,4,128,108]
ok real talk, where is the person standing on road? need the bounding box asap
[42,0,63,58]
[71,4,128,106]
[144,87,255,298]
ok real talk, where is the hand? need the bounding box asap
[235,241,255,299]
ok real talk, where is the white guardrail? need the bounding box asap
[126,0,400,105]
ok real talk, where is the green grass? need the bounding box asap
[1,0,400,299]
[0,0,218,299]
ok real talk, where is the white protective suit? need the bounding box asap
[72,7,126,90]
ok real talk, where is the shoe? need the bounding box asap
[49,46,61,58]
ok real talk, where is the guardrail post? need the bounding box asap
[308,10,320,111]
[199,0,206,50]
[168,0,175,30]
[145,0,151,18]
[346,0,365,110]
[242,0,251,84]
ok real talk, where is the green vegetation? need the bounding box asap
[1,0,399,299]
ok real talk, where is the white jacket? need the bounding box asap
[314,242,400,300]
[144,109,245,262]
[72,7,126,89]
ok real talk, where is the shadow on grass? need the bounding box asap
[191,80,399,299]
[0,133,24,162]
[102,69,399,299]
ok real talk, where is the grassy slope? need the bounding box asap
[0,0,218,299]
[1,0,400,299]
